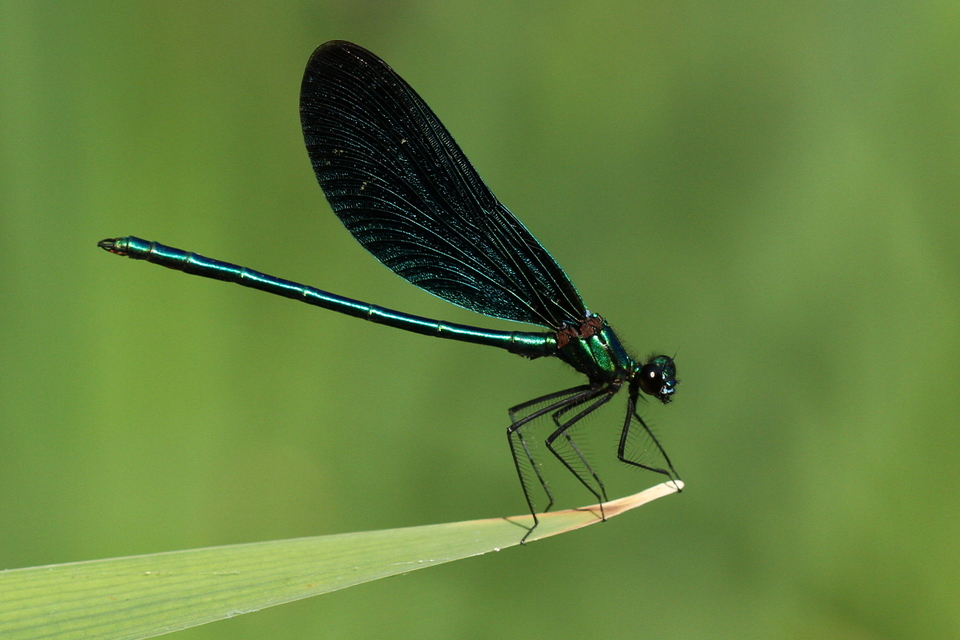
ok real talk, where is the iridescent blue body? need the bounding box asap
[99,237,673,392]
[99,41,681,541]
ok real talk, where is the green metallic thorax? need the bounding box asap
[555,318,635,383]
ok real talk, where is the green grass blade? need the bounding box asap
[0,480,682,640]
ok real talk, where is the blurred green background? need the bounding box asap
[2,2,959,638]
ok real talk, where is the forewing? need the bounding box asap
[300,41,586,329]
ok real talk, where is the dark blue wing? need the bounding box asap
[299,40,586,329]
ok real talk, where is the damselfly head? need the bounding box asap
[633,355,678,404]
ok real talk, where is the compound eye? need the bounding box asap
[638,363,666,397]
[636,355,678,403]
